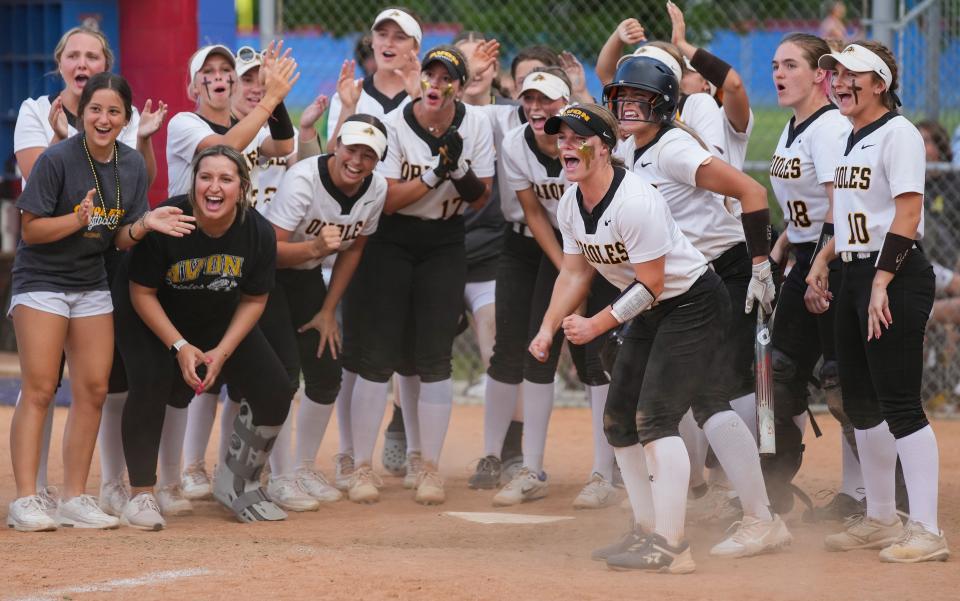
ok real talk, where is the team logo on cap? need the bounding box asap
[390,10,402,17]
[533,74,545,81]
[564,107,592,122]
[363,127,375,136]
[429,49,461,66]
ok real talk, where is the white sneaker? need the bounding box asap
[57,495,120,529]
[180,461,213,500]
[334,453,355,492]
[402,452,423,490]
[879,521,950,563]
[710,514,793,557]
[267,476,321,512]
[99,479,131,517]
[120,493,166,531]
[414,470,445,505]
[573,473,617,509]
[825,514,904,551]
[7,495,57,532]
[296,467,342,503]
[348,466,382,504]
[493,467,548,507]
[155,484,194,516]
[36,486,60,518]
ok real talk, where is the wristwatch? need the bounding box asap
[170,338,188,355]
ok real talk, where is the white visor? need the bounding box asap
[372,9,423,46]
[618,46,682,84]
[818,44,892,88]
[519,72,570,101]
[339,120,388,158]
[189,45,236,82]
[683,57,717,96]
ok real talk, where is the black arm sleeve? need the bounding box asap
[268,102,295,141]
[452,169,487,204]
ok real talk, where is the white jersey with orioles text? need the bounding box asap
[379,101,496,220]
[770,105,850,243]
[558,168,707,299]
[834,113,925,253]
[261,154,386,270]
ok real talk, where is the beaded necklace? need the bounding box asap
[81,134,121,230]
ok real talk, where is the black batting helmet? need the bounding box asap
[602,56,679,124]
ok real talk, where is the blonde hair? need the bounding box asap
[54,27,114,71]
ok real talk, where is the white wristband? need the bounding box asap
[450,161,469,180]
[421,169,443,189]
[610,280,656,323]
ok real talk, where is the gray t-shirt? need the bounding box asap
[13,134,148,294]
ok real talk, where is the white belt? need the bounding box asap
[839,251,876,263]
[511,222,534,238]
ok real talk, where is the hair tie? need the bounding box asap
[891,91,902,108]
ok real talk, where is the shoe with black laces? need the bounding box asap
[468,455,501,490]
[606,532,696,574]
[803,491,865,523]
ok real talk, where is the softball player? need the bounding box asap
[485,70,618,509]
[12,27,166,518]
[808,41,948,562]
[257,116,388,511]
[532,104,721,573]
[7,73,192,531]
[346,46,494,505]
[766,33,858,514]
[604,54,792,556]
[324,8,422,486]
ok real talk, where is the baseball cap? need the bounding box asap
[617,45,682,83]
[339,119,388,158]
[422,47,468,84]
[519,71,571,101]
[189,44,236,81]
[235,46,262,77]
[818,44,892,88]
[544,105,617,148]
[371,8,423,46]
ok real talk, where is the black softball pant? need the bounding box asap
[487,227,543,385]
[354,214,466,384]
[604,270,731,446]
[258,265,341,405]
[836,249,934,439]
[710,242,759,402]
[114,292,293,488]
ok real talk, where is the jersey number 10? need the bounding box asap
[847,212,869,244]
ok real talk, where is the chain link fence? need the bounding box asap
[263,0,960,412]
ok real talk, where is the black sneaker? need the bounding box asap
[803,492,865,523]
[591,524,646,561]
[606,533,696,574]
[468,456,502,490]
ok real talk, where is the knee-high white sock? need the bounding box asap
[521,380,554,474]
[351,376,390,466]
[792,412,808,439]
[418,379,453,467]
[588,385,615,480]
[397,374,422,454]
[644,436,690,546]
[157,406,189,488]
[268,401,296,477]
[855,422,898,523]
[895,425,940,534]
[217,397,241,466]
[703,410,772,521]
[614,444,655,532]
[336,369,358,455]
[97,392,127,483]
[183,392,219,468]
[679,410,707,489]
[294,398,335,469]
[482,378,519,458]
[840,433,865,500]
[730,393,758,442]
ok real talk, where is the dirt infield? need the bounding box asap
[1,404,957,601]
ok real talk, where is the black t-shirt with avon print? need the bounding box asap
[127,196,276,332]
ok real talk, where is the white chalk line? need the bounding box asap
[6,567,216,601]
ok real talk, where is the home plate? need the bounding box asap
[443,511,574,525]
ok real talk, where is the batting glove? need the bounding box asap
[745,259,775,315]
